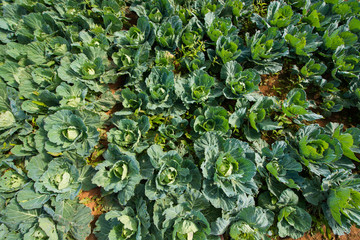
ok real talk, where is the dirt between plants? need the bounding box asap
[259,74,285,99]
[78,188,102,240]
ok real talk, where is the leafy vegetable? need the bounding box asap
[36,110,100,156]
[92,144,142,205]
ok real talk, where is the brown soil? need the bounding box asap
[259,74,284,99]
[108,76,124,95]
[78,188,103,240]
[125,9,138,28]
[105,102,123,116]
[259,58,299,101]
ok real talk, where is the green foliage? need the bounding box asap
[193,106,230,135]
[92,144,142,204]
[246,27,289,73]
[94,200,150,240]
[215,36,243,64]
[1,0,360,239]
[145,145,201,200]
[282,88,323,123]
[36,110,100,156]
[177,69,222,106]
[195,132,257,210]
[221,61,261,99]
[107,116,150,153]
[295,124,343,168]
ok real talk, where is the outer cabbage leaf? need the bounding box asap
[277,205,312,239]
[325,123,360,162]
[0,198,40,230]
[17,182,51,210]
[43,198,92,240]
[21,216,60,240]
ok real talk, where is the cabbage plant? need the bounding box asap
[92,144,142,205]
[263,141,302,189]
[229,206,274,240]
[145,145,201,200]
[282,88,323,123]
[95,204,150,240]
[215,36,242,64]
[321,170,360,235]
[284,24,322,57]
[276,189,312,239]
[36,110,100,156]
[204,13,238,42]
[155,16,182,50]
[141,67,180,114]
[193,106,229,135]
[33,157,81,201]
[297,125,342,164]
[245,27,289,73]
[266,1,300,28]
[220,61,260,99]
[195,132,257,211]
[107,116,150,154]
[114,16,155,47]
[57,52,113,93]
[177,70,222,106]
[0,158,27,193]
[165,207,211,239]
[159,116,188,148]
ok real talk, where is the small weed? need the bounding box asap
[253,0,268,17]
